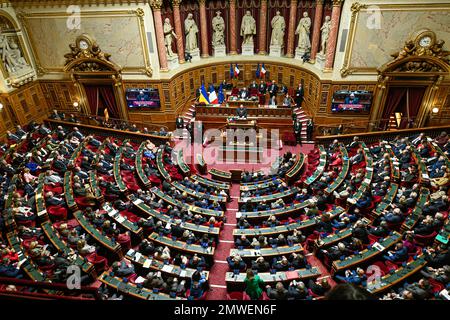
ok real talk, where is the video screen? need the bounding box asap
[126,88,160,109]
[331,90,373,113]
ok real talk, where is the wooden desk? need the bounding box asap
[99,272,184,300]
[175,149,190,175]
[64,171,77,211]
[136,142,151,187]
[209,168,232,182]
[113,146,127,193]
[89,171,104,202]
[230,244,303,260]
[371,183,399,219]
[401,187,430,231]
[225,267,321,290]
[156,148,171,180]
[285,153,306,184]
[305,145,327,186]
[171,181,227,203]
[149,232,215,259]
[102,203,143,237]
[196,153,207,175]
[191,174,230,190]
[332,231,402,274]
[366,255,427,294]
[73,210,123,258]
[125,248,209,280]
[150,186,224,218]
[131,198,220,237]
[41,221,95,275]
[239,187,299,205]
[325,144,350,194]
[240,178,282,192]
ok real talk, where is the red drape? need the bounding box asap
[84,85,99,115]
[398,87,427,129]
[380,87,407,130]
[99,86,120,119]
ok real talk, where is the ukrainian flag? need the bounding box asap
[198,84,210,104]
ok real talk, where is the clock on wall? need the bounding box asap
[412,30,436,49]
[75,34,95,51]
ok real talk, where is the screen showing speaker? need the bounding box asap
[126,88,161,109]
[331,90,373,113]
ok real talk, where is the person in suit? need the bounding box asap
[248,80,258,91]
[268,80,278,98]
[295,83,304,108]
[283,94,292,107]
[175,115,184,129]
[383,242,408,262]
[239,87,250,100]
[344,92,359,105]
[258,80,267,95]
[294,119,303,146]
[266,282,289,300]
[269,95,277,107]
[236,104,248,118]
[306,119,314,141]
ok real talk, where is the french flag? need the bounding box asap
[261,63,266,78]
[208,86,219,104]
[234,64,240,77]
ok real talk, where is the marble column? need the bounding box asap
[310,0,324,62]
[172,0,185,63]
[229,0,237,55]
[285,0,298,58]
[258,0,268,55]
[198,0,209,57]
[150,0,168,71]
[324,0,344,70]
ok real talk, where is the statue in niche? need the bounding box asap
[295,12,311,52]
[163,18,177,57]
[319,16,331,55]
[212,11,225,47]
[240,10,256,45]
[184,13,199,53]
[0,31,30,74]
[270,11,286,47]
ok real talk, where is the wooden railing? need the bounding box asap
[316,124,450,145]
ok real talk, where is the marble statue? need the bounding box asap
[0,34,30,74]
[212,11,225,47]
[163,18,177,57]
[295,12,312,52]
[319,16,331,55]
[270,11,286,47]
[240,11,256,45]
[184,13,199,53]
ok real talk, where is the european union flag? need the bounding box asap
[218,83,225,104]
[230,64,234,79]
[256,63,260,78]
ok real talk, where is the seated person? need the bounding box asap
[344,93,359,105]
[266,282,289,300]
[238,87,250,100]
[226,254,246,271]
[383,242,408,262]
[235,104,248,118]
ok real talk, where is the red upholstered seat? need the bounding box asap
[414,231,438,246]
[86,252,108,272]
[75,197,96,208]
[227,291,245,300]
[47,206,68,221]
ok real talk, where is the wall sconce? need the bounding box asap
[432,107,439,114]
[0,103,3,111]
[73,101,80,111]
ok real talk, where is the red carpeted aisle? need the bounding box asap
[206,183,240,300]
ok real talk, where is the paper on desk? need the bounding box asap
[135,276,146,284]
[134,252,142,261]
[372,242,385,251]
[162,265,174,273]
[133,198,143,206]
[143,259,151,269]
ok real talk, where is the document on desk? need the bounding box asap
[162,265,174,273]
[372,242,385,252]
[143,259,151,269]
[134,252,142,261]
